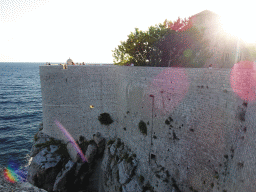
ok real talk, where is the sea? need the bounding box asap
[0,62,44,169]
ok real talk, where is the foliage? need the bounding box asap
[98,113,113,125]
[39,122,43,131]
[78,140,89,153]
[122,152,129,160]
[139,175,145,183]
[116,138,122,148]
[107,139,115,145]
[34,133,39,142]
[113,16,212,67]
[244,43,256,61]
[151,24,212,67]
[112,23,171,66]
[143,182,153,192]
[139,120,147,135]
[79,135,85,143]
[35,137,70,158]
[189,186,198,192]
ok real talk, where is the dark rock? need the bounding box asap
[75,162,89,177]
[67,142,80,162]
[110,143,116,156]
[30,132,51,157]
[86,144,98,163]
[27,146,63,192]
[118,160,136,185]
[122,177,142,192]
[93,132,105,155]
[53,160,76,191]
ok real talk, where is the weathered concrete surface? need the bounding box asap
[40,65,256,191]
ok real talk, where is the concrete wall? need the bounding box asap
[40,65,256,191]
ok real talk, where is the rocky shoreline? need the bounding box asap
[3,122,178,192]
[26,125,106,192]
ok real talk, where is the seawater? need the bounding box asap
[0,62,43,168]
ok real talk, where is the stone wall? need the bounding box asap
[40,65,256,191]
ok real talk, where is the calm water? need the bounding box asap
[0,62,43,168]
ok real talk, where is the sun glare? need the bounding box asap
[220,14,256,44]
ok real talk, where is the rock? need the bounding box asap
[111,162,119,183]
[110,158,116,170]
[75,162,89,177]
[53,160,76,191]
[110,143,116,156]
[122,177,142,192]
[30,132,51,157]
[118,160,135,185]
[93,132,105,155]
[132,158,138,167]
[101,146,111,173]
[67,142,81,162]
[27,146,63,192]
[86,144,98,163]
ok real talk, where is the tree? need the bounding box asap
[112,16,212,67]
[112,23,170,66]
[149,16,212,67]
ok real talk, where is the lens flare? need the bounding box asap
[54,120,87,163]
[148,68,189,116]
[3,161,27,183]
[230,60,256,101]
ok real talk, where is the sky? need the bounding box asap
[1,0,255,63]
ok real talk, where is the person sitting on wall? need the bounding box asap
[83,62,85,65]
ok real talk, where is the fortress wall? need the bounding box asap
[40,65,256,191]
[40,65,119,142]
[111,67,243,190]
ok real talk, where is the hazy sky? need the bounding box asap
[1,0,255,63]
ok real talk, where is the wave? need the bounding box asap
[0,111,42,120]
[0,98,42,105]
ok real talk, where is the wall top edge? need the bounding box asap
[39,65,233,70]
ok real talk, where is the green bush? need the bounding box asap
[78,140,90,153]
[123,152,129,160]
[35,137,70,158]
[139,175,144,183]
[98,113,113,125]
[126,156,133,164]
[139,120,147,135]
[39,122,43,131]
[34,133,39,142]
[107,139,115,145]
[116,138,122,148]
[79,135,85,143]
[143,182,153,192]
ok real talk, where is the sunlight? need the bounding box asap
[219,14,256,44]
